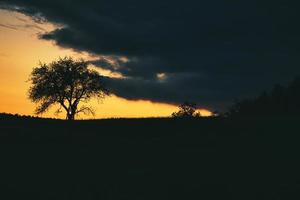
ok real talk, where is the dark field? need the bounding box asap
[0,114,300,199]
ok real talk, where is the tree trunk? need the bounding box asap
[67,105,77,120]
[67,112,75,120]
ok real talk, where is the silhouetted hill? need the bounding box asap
[0,115,300,199]
[227,77,300,117]
[0,113,58,121]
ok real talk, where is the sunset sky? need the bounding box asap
[0,9,210,118]
[1,0,300,119]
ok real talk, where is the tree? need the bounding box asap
[172,102,201,118]
[226,77,300,117]
[28,57,109,120]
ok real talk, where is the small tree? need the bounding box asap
[172,102,201,118]
[28,57,109,120]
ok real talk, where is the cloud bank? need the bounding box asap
[1,0,300,110]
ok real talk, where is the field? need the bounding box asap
[0,114,300,199]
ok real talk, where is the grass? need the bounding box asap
[0,113,300,199]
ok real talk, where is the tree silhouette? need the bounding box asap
[28,57,109,120]
[172,102,201,118]
[227,77,300,117]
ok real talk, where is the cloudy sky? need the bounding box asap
[0,0,300,117]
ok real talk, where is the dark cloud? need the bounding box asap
[1,0,300,110]
[0,22,46,32]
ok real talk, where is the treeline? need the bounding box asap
[2,77,300,120]
[227,77,300,117]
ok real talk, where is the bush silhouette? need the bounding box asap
[172,102,201,118]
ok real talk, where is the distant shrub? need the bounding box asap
[172,102,201,118]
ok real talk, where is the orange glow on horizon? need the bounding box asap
[0,9,212,119]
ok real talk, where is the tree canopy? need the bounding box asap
[227,77,300,117]
[172,102,201,118]
[28,57,109,120]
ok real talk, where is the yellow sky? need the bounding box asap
[0,9,211,118]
